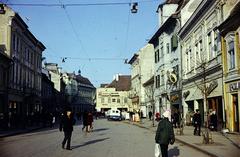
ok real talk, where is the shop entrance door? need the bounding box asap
[233,94,239,132]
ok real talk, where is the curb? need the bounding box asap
[0,127,43,138]
[124,121,218,157]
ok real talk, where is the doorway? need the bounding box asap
[232,94,239,132]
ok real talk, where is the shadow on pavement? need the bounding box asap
[168,146,180,157]
[71,137,110,149]
[92,128,109,132]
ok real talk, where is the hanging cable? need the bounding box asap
[3,1,157,7]
[58,0,89,58]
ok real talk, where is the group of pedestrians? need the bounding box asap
[192,109,218,136]
[82,111,94,133]
[59,108,94,150]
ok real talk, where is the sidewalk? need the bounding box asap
[126,119,240,157]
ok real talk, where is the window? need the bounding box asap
[228,40,235,69]
[112,98,116,102]
[13,34,16,51]
[161,74,164,86]
[199,40,203,57]
[117,98,120,103]
[155,75,160,88]
[101,97,104,103]
[208,32,214,59]
[185,49,189,72]
[155,49,159,63]
[160,46,163,58]
[124,97,127,103]
[108,97,111,103]
[166,43,170,54]
[171,34,178,50]
[195,43,199,66]
[189,47,194,70]
[214,31,218,53]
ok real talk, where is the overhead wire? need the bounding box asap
[3,1,158,7]
[58,0,89,58]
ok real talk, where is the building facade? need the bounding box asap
[178,0,229,128]
[96,75,131,112]
[62,72,95,113]
[218,1,240,132]
[0,50,12,129]
[44,63,66,111]
[0,5,45,128]
[75,74,95,112]
[128,44,154,117]
[148,0,186,116]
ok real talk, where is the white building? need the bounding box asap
[128,44,154,117]
[148,0,188,116]
[178,0,228,127]
[96,75,131,112]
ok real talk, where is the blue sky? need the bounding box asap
[3,0,162,87]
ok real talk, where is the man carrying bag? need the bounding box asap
[155,110,175,157]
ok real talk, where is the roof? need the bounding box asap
[143,76,154,87]
[107,75,131,91]
[100,84,109,88]
[148,16,175,44]
[128,53,139,64]
[76,75,94,87]
[149,0,189,44]
[157,0,181,12]
[178,0,213,39]
[217,1,240,36]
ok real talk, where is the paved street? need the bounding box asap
[0,119,210,157]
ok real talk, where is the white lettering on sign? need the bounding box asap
[229,81,240,92]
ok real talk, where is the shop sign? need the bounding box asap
[229,81,240,92]
[170,94,179,103]
[206,80,218,95]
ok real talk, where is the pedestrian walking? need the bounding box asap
[87,112,94,132]
[209,110,217,131]
[193,109,201,136]
[155,110,175,157]
[172,111,180,128]
[59,109,76,150]
[148,111,152,120]
[82,111,88,132]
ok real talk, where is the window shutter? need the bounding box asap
[171,34,178,50]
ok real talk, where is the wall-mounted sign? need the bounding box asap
[206,80,218,95]
[170,94,179,103]
[229,81,240,92]
[183,91,190,99]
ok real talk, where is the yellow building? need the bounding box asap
[0,4,45,128]
[218,2,240,132]
[96,75,131,112]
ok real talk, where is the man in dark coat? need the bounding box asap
[82,111,88,132]
[193,109,201,136]
[155,110,175,157]
[59,109,75,150]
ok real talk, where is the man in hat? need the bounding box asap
[155,110,175,157]
[193,109,201,136]
[59,109,75,150]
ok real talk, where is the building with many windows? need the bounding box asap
[62,72,95,113]
[0,49,12,129]
[178,0,232,129]
[0,5,45,128]
[96,75,131,113]
[44,63,66,111]
[148,0,190,116]
[218,1,240,132]
[128,44,154,117]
